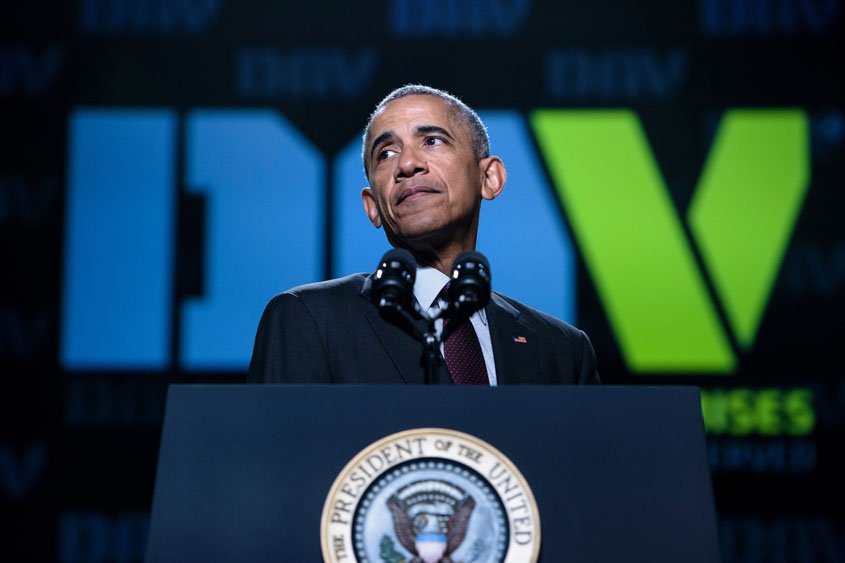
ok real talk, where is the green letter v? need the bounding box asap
[531,109,808,373]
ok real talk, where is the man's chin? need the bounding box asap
[389,223,448,247]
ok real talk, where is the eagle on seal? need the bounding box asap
[387,492,476,563]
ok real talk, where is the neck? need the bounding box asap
[389,213,480,276]
[391,235,475,277]
[413,245,471,277]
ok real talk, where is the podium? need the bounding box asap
[146,385,720,562]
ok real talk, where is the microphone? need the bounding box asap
[371,249,417,318]
[372,248,444,384]
[447,251,491,319]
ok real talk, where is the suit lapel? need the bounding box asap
[486,293,540,385]
[360,275,428,384]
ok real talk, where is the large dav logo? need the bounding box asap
[61,108,808,374]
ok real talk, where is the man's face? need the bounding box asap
[361,95,496,250]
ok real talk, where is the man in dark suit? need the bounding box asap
[248,85,599,385]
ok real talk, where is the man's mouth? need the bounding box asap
[396,185,439,205]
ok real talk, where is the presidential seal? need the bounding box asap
[321,428,540,563]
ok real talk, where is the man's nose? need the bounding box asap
[395,146,427,179]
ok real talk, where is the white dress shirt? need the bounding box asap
[413,266,498,386]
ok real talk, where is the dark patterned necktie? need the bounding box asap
[439,285,489,385]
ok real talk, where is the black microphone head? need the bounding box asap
[372,248,417,312]
[448,251,491,316]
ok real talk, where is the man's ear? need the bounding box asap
[361,187,383,228]
[480,156,507,201]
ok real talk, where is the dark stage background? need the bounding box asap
[2,1,843,561]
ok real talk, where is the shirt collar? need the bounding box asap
[413,265,488,326]
[413,266,450,310]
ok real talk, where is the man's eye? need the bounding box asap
[378,148,397,161]
[425,137,444,146]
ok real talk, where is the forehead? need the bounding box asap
[369,95,461,138]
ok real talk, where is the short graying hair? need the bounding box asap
[361,84,490,180]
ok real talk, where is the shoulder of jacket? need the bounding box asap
[275,273,368,301]
[493,291,586,340]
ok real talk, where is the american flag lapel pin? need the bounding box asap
[513,335,527,344]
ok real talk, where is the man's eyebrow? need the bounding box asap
[368,125,455,161]
[416,125,454,140]
[369,131,395,159]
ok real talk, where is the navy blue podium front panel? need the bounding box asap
[146,385,720,562]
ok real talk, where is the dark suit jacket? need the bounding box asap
[247,274,599,384]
